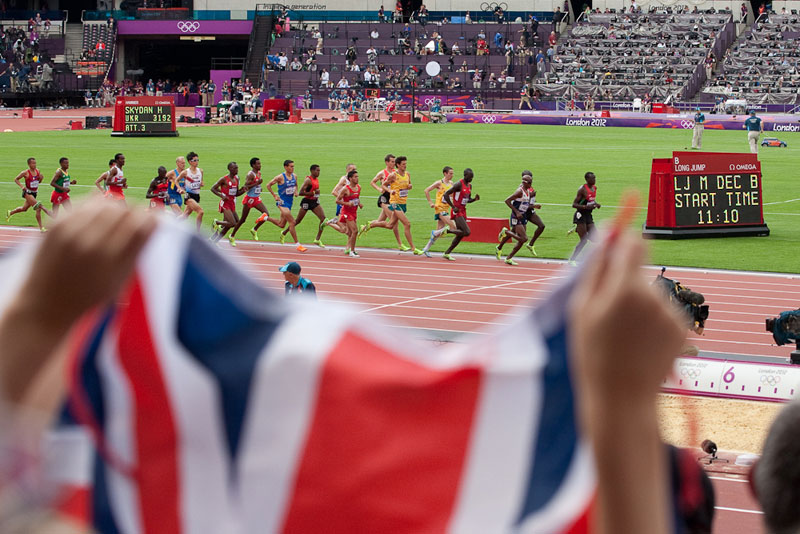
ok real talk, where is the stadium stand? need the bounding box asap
[264,20,555,101]
[708,14,800,105]
[544,12,734,102]
[0,20,61,93]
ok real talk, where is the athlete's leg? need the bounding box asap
[185,199,204,230]
[61,198,72,211]
[231,205,251,237]
[8,194,35,217]
[444,216,470,255]
[346,220,358,252]
[528,212,546,245]
[311,204,327,241]
[279,206,298,242]
[283,207,307,236]
[217,209,238,237]
[253,203,283,231]
[506,224,528,260]
[569,222,589,261]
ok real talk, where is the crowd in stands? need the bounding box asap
[709,14,800,104]
[541,12,730,101]
[0,21,54,92]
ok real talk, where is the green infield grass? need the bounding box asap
[1,122,797,272]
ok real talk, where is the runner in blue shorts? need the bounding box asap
[166,155,186,215]
[266,159,305,251]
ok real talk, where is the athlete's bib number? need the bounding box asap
[350,198,360,206]
[398,189,408,198]
[461,197,468,205]
[229,187,237,196]
[30,180,39,188]
[252,185,262,196]
[285,186,296,195]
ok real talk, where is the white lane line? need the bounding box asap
[715,506,763,515]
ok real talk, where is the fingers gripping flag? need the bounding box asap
[53,222,596,533]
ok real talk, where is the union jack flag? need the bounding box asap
[43,222,596,533]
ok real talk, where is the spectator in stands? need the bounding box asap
[290,57,302,71]
[303,90,312,109]
[146,78,155,96]
[320,68,330,88]
[378,5,385,22]
[465,10,472,24]
[418,4,429,26]
[278,52,288,70]
[394,1,403,22]
[337,76,349,89]
[585,94,594,110]
[370,28,379,39]
[472,69,482,88]
[44,19,51,38]
[477,36,489,55]
[84,88,94,107]
[451,41,460,54]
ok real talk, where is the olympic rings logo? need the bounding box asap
[680,368,701,379]
[480,1,509,12]
[680,120,695,129]
[482,114,497,123]
[423,97,435,106]
[760,375,781,387]
[177,21,200,33]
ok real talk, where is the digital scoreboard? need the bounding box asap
[112,96,178,137]
[644,152,769,238]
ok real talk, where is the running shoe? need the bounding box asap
[212,219,220,230]
[430,229,437,239]
[497,227,507,242]
[296,244,307,252]
[568,260,578,267]
[319,219,328,231]
[228,235,237,247]
[249,228,259,241]
[348,251,360,258]
[5,210,10,221]
[423,251,432,258]
[566,225,577,236]
[442,253,455,261]
[280,232,287,245]
[525,244,537,256]
[399,244,411,252]
[358,224,369,237]
[40,227,47,233]
[343,248,351,255]
[33,202,42,210]
[313,239,326,248]
[412,248,423,255]
[505,258,518,266]
[495,246,502,260]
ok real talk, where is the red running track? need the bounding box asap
[0,226,787,534]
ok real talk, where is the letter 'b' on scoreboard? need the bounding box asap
[112,96,179,137]
[643,152,769,238]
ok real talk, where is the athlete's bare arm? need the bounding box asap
[335,188,348,205]
[332,176,347,197]
[167,169,184,194]
[299,177,312,196]
[210,176,227,199]
[406,172,412,190]
[13,170,26,189]
[145,179,159,198]
[505,188,524,217]
[94,172,108,191]
[423,180,440,207]
[572,187,587,210]
[243,170,258,191]
[50,169,66,192]
[106,166,118,187]
[197,168,204,187]
[443,181,461,209]
[265,174,284,200]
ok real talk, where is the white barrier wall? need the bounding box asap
[663,357,800,402]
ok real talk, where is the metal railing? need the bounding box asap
[212,57,246,70]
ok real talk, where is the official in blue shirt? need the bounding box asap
[692,107,705,149]
[280,261,317,298]
[744,110,763,154]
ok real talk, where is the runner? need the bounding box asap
[280,164,327,247]
[7,157,53,232]
[360,155,422,254]
[496,172,535,266]
[231,157,281,242]
[105,153,127,202]
[146,166,170,210]
[569,171,601,264]
[357,154,402,247]
[50,157,76,215]
[93,159,115,193]
[335,168,363,257]
[209,162,245,245]
[440,168,480,261]
[266,159,306,252]
[496,170,544,257]
[420,165,456,257]
[325,163,356,235]
[166,155,187,215]
[178,151,205,231]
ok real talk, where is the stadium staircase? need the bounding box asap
[243,10,276,88]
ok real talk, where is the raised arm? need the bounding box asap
[423,180,440,208]
[266,174,283,202]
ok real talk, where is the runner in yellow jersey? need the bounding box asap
[359,155,422,254]
[420,165,457,257]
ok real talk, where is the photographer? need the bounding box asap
[766,309,800,346]
[653,268,708,335]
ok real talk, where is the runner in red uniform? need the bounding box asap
[7,157,53,232]
[146,167,170,210]
[281,164,328,247]
[230,157,282,244]
[50,157,76,215]
[569,171,601,264]
[105,153,128,202]
[440,168,480,261]
[210,162,244,246]
[336,168,363,257]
